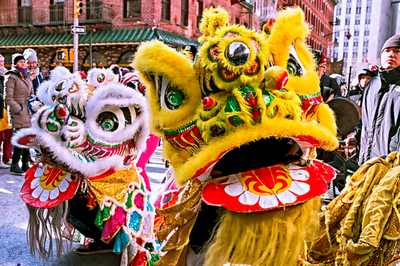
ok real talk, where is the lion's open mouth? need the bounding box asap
[209,137,303,179]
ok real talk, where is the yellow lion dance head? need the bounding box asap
[135,7,338,266]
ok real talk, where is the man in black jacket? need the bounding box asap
[319,61,341,101]
[358,34,400,164]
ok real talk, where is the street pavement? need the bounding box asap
[0,159,167,266]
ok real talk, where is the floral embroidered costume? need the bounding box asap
[14,66,159,265]
[134,7,338,266]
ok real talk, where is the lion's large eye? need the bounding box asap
[226,41,250,66]
[287,46,305,76]
[158,75,185,110]
[97,111,119,132]
[165,87,184,110]
[97,73,105,83]
[55,81,64,92]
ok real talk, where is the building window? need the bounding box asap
[366,6,371,13]
[363,40,369,47]
[336,7,341,15]
[343,51,348,59]
[345,18,350,25]
[50,0,64,23]
[87,0,104,20]
[344,41,348,47]
[354,41,358,47]
[365,30,369,36]
[124,0,141,18]
[161,0,171,21]
[355,19,360,25]
[197,0,203,28]
[346,7,351,14]
[352,51,357,57]
[18,0,32,24]
[181,0,189,26]
[354,30,359,36]
[365,18,370,24]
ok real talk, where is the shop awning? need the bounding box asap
[0,28,198,48]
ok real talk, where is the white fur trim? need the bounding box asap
[29,126,128,177]
[12,128,38,148]
[86,83,149,152]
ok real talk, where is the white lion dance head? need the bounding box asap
[14,66,159,265]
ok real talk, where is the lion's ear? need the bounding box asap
[133,41,201,133]
[199,7,230,41]
[268,7,310,68]
[268,7,319,95]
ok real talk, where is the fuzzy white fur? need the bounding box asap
[86,83,149,151]
[13,126,129,177]
[36,81,53,105]
[13,78,149,178]
[87,68,119,88]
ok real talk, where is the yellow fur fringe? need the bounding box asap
[205,198,320,266]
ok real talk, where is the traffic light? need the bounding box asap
[75,0,83,17]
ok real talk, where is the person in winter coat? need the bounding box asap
[348,67,376,107]
[358,34,400,164]
[319,61,340,101]
[5,54,32,174]
[23,48,43,94]
[0,54,12,168]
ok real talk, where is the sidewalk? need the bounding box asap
[0,169,121,266]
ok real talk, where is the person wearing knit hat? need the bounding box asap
[5,52,33,175]
[13,54,25,66]
[380,34,400,70]
[23,48,43,95]
[358,34,400,164]
[0,54,12,169]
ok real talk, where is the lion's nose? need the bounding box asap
[202,96,217,110]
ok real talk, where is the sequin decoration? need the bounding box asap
[134,192,145,210]
[129,210,143,233]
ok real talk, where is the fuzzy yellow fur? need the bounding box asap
[268,8,320,95]
[197,25,268,91]
[173,117,337,184]
[133,7,339,185]
[315,103,338,136]
[199,7,229,42]
[205,198,320,266]
[133,41,201,133]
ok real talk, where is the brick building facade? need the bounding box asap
[0,0,256,70]
[279,0,335,60]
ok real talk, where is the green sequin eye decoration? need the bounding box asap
[165,87,184,110]
[97,111,119,131]
[287,54,303,76]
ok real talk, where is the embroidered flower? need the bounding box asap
[30,166,73,202]
[223,166,310,209]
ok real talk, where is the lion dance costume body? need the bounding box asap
[134,7,338,266]
[15,66,159,265]
[305,152,400,266]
